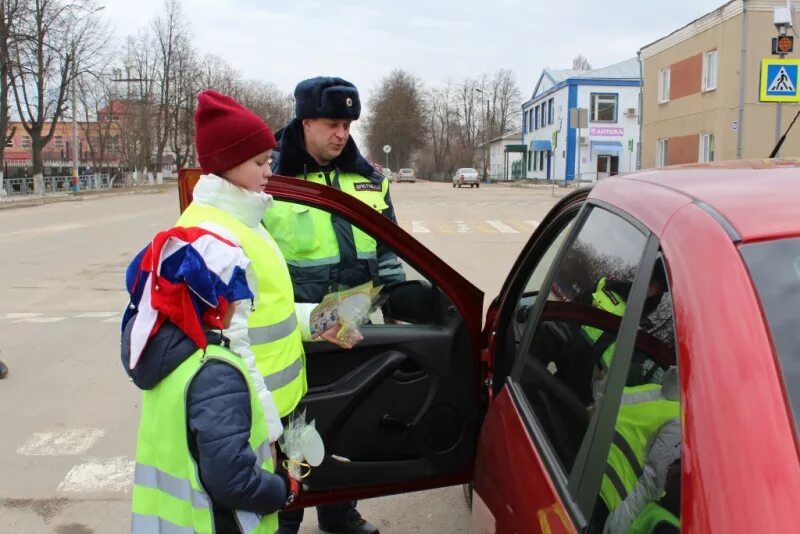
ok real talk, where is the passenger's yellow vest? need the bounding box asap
[262,172,388,270]
[582,277,627,369]
[132,344,278,534]
[599,384,681,514]
[177,203,306,416]
[629,502,680,534]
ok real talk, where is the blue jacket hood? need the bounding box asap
[121,318,223,390]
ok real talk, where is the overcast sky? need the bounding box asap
[102,0,727,140]
[103,0,729,94]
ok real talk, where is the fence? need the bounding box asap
[1,174,114,197]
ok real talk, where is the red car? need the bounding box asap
[178,160,800,533]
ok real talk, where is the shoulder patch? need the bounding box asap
[354,182,382,192]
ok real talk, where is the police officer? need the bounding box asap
[265,76,405,306]
[264,77,396,534]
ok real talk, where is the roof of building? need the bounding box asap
[544,57,641,84]
[489,130,523,144]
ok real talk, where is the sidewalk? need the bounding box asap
[0,183,176,210]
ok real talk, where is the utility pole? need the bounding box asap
[71,77,80,193]
[475,88,489,182]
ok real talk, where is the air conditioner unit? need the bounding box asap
[579,136,588,145]
[624,107,638,116]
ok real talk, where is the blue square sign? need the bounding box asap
[761,59,800,101]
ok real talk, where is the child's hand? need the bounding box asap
[319,324,363,349]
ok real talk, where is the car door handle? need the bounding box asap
[380,414,411,433]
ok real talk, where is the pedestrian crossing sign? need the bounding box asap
[760,58,800,102]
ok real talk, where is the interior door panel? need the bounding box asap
[297,287,481,492]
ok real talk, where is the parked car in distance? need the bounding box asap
[452,167,480,188]
[382,167,394,182]
[396,168,416,183]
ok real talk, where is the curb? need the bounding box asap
[0,185,176,211]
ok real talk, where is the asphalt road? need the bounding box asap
[0,180,564,533]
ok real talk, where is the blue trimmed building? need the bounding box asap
[521,58,642,182]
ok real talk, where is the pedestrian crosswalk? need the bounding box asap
[16,427,135,494]
[400,219,538,235]
[0,311,123,324]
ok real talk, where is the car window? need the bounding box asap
[513,206,648,476]
[588,256,681,534]
[262,198,439,326]
[740,236,800,428]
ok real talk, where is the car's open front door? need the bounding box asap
[178,170,487,506]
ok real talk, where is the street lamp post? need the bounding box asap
[475,88,489,181]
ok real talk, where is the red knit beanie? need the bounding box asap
[194,90,277,175]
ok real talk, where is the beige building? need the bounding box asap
[640,0,800,168]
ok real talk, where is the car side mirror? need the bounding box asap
[381,280,436,324]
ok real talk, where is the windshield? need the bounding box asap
[741,237,800,429]
[459,168,477,174]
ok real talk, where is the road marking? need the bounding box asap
[526,220,539,227]
[435,222,454,234]
[74,311,120,318]
[102,314,123,323]
[0,312,42,319]
[487,220,519,234]
[508,221,535,233]
[18,428,105,456]
[13,316,66,323]
[58,456,135,493]
[411,220,431,234]
[454,221,471,233]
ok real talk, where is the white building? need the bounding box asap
[521,58,642,182]
[486,131,524,181]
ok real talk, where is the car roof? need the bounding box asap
[618,160,800,243]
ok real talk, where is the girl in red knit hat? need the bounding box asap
[172,91,354,530]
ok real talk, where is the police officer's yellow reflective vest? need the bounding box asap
[582,277,627,369]
[262,171,389,300]
[599,384,681,515]
[629,502,680,534]
[178,203,306,417]
[132,344,278,534]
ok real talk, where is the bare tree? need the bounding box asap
[573,54,592,71]
[77,71,118,174]
[119,30,159,184]
[491,69,522,137]
[0,0,20,186]
[236,79,293,129]
[10,0,107,193]
[168,39,198,170]
[363,70,427,169]
[152,0,188,181]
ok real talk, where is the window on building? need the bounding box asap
[528,150,532,171]
[590,93,617,123]
[21,136,31,149]
[539,151,545,171]
[658,68,671,103]
[700,133,715,163]
[535,105,540,130]
[529,110,534,132]
[703,50,718,92]
[5,136,13,148]
[548,98,554,125]
[657,139,669,167]
[54,136,63,149]
[523,110,528,134]
[533,150,539,171]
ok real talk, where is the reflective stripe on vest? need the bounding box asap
[177,203,307,417]
[629,502,680,534]
[262,172,388,268]
[599,384,680,513]
[582,277,627,368]
[132,344,277,534]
